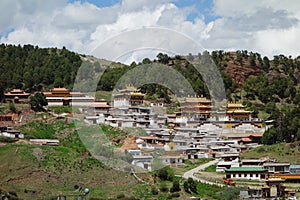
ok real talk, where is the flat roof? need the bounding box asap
[263,163,290,167]
[226,167,266,172]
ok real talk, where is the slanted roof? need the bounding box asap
[240,138,252,142]
[51,87,69,92]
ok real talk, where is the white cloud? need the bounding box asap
[254,26,300,57]
[0,0,300,61]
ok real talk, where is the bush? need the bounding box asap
[159,183,169,193]
[116,193,125,199]
[158,168,168,180]
[9,103,17,113]
[151,187,159,195]
[170,180,180,193]
[184,178,198,194]
[157,167,174,181]
[171,192,180,198]
[183,181,190,193]
[0,136,15,143]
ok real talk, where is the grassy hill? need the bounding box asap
[241,142,300,164]
[0,118,154,199]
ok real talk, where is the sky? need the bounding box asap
[0,0,300,63]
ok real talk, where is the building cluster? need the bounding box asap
[1,87,276,173]
[79,86,271,171]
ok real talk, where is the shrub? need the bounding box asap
[116,193,125,199]
[170,180,180,193]
[171,192,180,198]
[0,136,15,143]
[151,187,159,195]
[157,167,174,181]
[158,168,168,180]
[183,181,190,193]
[159,183,169,193]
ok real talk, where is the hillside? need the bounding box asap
[0,118,153,199]
[241,142,300,164]
[1,44,300,145]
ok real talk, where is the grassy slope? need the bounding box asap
[0,119,153,199]
[0,118,244,200]
[241,142,300,164]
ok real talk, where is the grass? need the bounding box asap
[204,164,217,172]
[0,103,30,114]
[173,158,213,175]
[99,124,127,147]
[17,121,56,139]
[241,142,300,163]
[0,118,153,199]
[95,90,113,102]
[49,106,73,114]
[0,140,144,199]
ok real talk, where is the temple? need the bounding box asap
[226,102,252,120]
[179,97,212,120]
[43,88,94,106]
[4,89,30,103]
[113,86,145,108]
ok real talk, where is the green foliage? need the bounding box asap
[183,178,197,194]
[219,187,244,200]
[159,183,169,193]
[157,53,170,64]
[99,124,127,147]
[183,181,189,193]
[8,102,17,113]
[187,178,197,193]
[204,164,216,172]
[29,92,48,111]
[19,121,56,139]
[151,187,159,195]
[50,106,72,114]
[262,106,300,144]
[0,44,82,91]
[157,167,174,181]
[170,179,180,193]
[0,136,15,143]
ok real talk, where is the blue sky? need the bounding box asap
[69,0,219,23]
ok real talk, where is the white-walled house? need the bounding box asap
[263,163,290,174]
[225,167,268,180]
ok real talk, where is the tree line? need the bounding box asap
[0,44,82,99]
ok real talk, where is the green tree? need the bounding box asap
[183,181,189,193]
[249,52,256,67]
[158,168,168,180]
[29,93,48,111]
[262,56,270,71]
[9,102,17,113]
[23,71,33,89]
[157,53,170,64]
[262,127,278,145]
[170,179,181,193]
[187,178,197,193]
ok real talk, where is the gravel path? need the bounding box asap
[182,159,224,187]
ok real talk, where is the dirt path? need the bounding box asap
[182,159,224,187]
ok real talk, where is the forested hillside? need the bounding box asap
[0,44,300,145]
[0,44,82,95]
